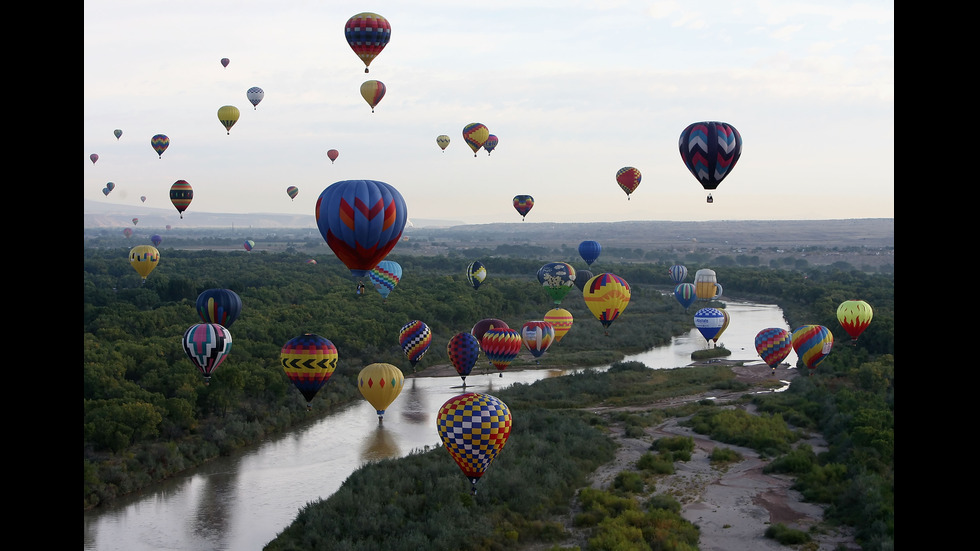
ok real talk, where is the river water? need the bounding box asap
[83,299,797,551]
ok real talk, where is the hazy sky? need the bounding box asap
[84,0,894,225]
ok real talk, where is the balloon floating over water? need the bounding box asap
[447,332,481,385]
[583,273,631,335]
[399,320,432,372]
[280,333,338,409]
[358,362,405,423]
[345,12,391,73]
[246,87,264,109]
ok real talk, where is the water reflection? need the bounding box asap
[399,378,428,424]
[190,470,237,547]
[360,425,402,462]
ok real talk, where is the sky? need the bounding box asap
[83,0,894,225]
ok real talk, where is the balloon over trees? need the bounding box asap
[150,234,162,247]
[182,323,233,385]
[694,307,726,344]
[466,261,487,290]
[837,300,873,343]
[358,363,404,423]
[217,105,240,135]
[196,288,243,328]
[678,121,743,201]
[755,328,792,375]
[436,392,512,496]
[520,321,554,361]
[122,227,133,238]
[462,123,489,157]
[484,134,498,155]
[791,325,834,374]
[544,308,573,344]
[447,332,481,386]
[243,239,255,252]
[537,262,576,305]
[713,309,731,344]
[315,179,409,278]
[615,167,641,200]
[327,149,339,163]
[583,273,631,335]
[574,269,593,292]
[471,318,509,347]
[436,135,450,152]
[578,240,601,266]
[286,186,299,201]
[345,12,391,73]
[170,180,192,218]
[129,245,159,281]
[693,269,719,301]
[368,260,402,301]
[90,153,99,164]
[513,195,534,220]
[360,80,386,112]
[246,87,264,109]
[280,333,338,409]
[668,265,688,285]
[151,134,169,158]
[481,327,522,377]
[399,320,432,372]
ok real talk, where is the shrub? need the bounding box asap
[765,523,812,544]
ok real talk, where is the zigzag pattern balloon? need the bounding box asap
[755,328,792,370]
[183,323,233,384]
[481,328,522,375]
[436,392,512,495]
[583,273,631,331]
[544,308,573,344]
[280,333,338,406]
[399,320,432,369]
[791,325,834,372]
[678,121,742,190]
[513,195,534,220]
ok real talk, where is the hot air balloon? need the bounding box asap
[578,240,601,266]
[513,195,534,220]
[246,87,264,109]
[447,332,481,386]
[345,12,391,73]
[583,273,631,335]
[166,225,172,230]
[615,167,641,200]
[106,181,115,193]
[791,325,834,374]
[399,320,432,372]
[122,227,133,238]
[471,318,509,348]
[837,300,873,343]
[151,134,169,158]
[573,269,593,292]
[436,135,450,152]
[484,134,498,155]
[713,309,731,344]
[462,123,489,157]
[537,262,576,305]
[481,327,522,377]
[183,323,233,385]
[674,283,698,310]
[360,80,386,112]
[170,180,192,218]
[668,265,688,285]
[90,153,99,164]
[755,328,792,375]
[129,245,159,281]
[315,179,408,279]
[368,260,402,301]
[132,218,139,226]
[151,234,162,247]
[306,259,317,264]
[196,288,243,328]
[217,105,240,135]
[358,363,405,423]
[280,333,338,409]
[678,121,743,201]
[220,57,230,68]
[520,321,554,361]
[286,186,299,201]
[102,187,112,196]
[114,129,123,140]
[243,239,255,252]
[327,149,339,163]
[436,392,512,495]
[693,269,719,301]
[544,308,573,344]
[694,308,726,343]
[140,196,147,203]
[466,261,487,290]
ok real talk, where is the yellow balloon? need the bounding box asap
[359,80,386,112]
[358,363,404,422]
[436,134,450,151]
[693,269,718,301]
[217,105,240,135]
[583,273,631,334]
[129,245,160,280]
[544,308,573,344]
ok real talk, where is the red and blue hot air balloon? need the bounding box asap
[678,121,742,201]
[513,195,534,220]
[481,327,522,377]
[315,179,408,279]
[345,13,391,73]
[196,288,243,328]
[447,332,481,386]
[668,265,688,285]
[755,327,792,375]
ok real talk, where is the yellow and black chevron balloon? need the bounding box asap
[436,393,512,494]
[280,333,338,406]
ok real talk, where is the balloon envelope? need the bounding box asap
[132,218,139,226]
[217,105,240,134]
[447,332,481,380]
[358,363,404,421]
[140,196,147,203]
[578,240,601,266]
[170,180,192,218]
[122,227,133,238]
[694,308,726,342]
[544,308,573,344]
[484,134,498,155]
[315,179,408,278]
[286,186,299,200]
[399,320,432,368]
[837,300,873,341]
[106,181,115,192]
[151,134,169,158]
[196,288,243,328]
[129,245,159,280]
[345,12,391,73]
[113,129,123,139]
[471,318,509,346]
[481,328,522,374]
[246,87,264,109]
[462,123,489,156]
[368,260,402,299]
[280,333,338,406]
[791,325,834,371]
[672,283,696,310]
[360,80,386,111]
[573,269,593,292]
[521,321,555,359]
[436,135,450,151]
[243,239,255,251]
[755,328,792,370]
[220,57,230,67]
[678,121,743,192]
[513,195,534,220]
[668,265,688,285]
[327,149,339,163]
[713,309,731,343]
[583,273,631,331]
[183,323,233,383]
[436,392,512,494]
[90,153,99,164]
[466,261,487,290]
[615,167,641,199]
[150,234,162,247]
[537,262,576,305]
[693,269,719,301]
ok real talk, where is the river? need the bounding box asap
[83,299,797,551]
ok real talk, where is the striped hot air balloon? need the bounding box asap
[755,328,792,374]
[183,323,233,385]
[169,180,192,218]
[368,260,402,301]
[481,327,522,377]
[791,325,834,374]
[520,321,555,360]
[345,12,391,73]
[544,308,573,344]
[513,195,534,220]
